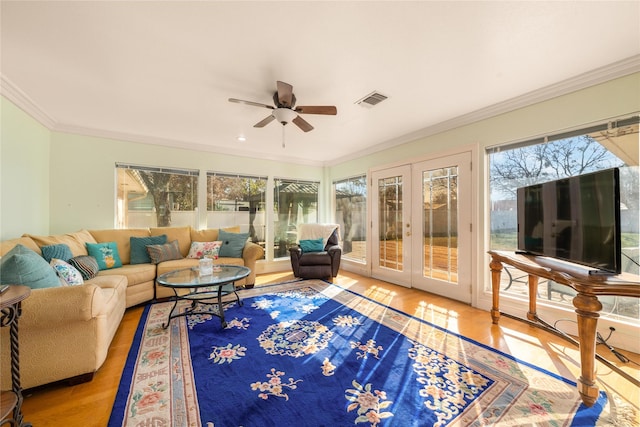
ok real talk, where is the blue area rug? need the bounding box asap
[109,279,618,426]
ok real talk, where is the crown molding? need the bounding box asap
[326,55,640,166]
[3,55,639,168]
[53,123,326,167]
[0,75,57,129]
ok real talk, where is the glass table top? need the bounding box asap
[157,265,250,288]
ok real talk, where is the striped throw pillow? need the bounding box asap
[146,240,183,264]
[68,255,100,280]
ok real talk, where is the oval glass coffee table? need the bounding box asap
[157,265,250,329]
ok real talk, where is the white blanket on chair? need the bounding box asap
[297,223,339,246]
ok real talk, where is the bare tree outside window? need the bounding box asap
[488,122,639,321]
[116,164,198,228]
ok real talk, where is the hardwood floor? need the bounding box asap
[21,271,640,426]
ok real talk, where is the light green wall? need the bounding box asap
[1,72,638,239]
[48,133,324,234]
[1,97,51,240]
[329,72,640,180]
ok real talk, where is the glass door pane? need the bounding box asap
[422,167,458,283]
[378,176,403,270]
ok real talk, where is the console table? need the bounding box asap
[488,250,640,407]
[1,285,32,427]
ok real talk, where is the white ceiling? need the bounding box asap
[2,1,640,166]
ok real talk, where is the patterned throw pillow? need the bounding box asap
[130,234,168,264]
[218,230,249,258]
[50,258,84,286]
[41,243,74,263]
[86,242,123,270]
[186,241,222,259]
[68,256,100,280]
[146,240,183,264]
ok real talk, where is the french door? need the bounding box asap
[411,153,471,303]
[371,165,412,287]
[371,153,472,303]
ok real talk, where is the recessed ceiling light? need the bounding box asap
[237,135,246,142]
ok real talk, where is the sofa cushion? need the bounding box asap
[186,241,222,259]
[299,238,324,253]
[68,255,100,280]
[41,244,73,263]
[50,258,84,286]
[0,244,61,289]
[96,263,156,286]
[150,226,191,257]
[0,237,41,257]
[147,240,183,264]
[25,230,97,257]
[218,229,249,258]
[89,228,151,265]
[190,226,241,243]
[86,242,123,270]
[130,234,167,264]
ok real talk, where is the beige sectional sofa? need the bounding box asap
[0,226,263,390]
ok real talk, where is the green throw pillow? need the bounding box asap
[41,243,73,263]
[86,242,123,270]
[299,238,324,253]
[130,234,167,264]
[218,229,249,258]
[0,244,61,289]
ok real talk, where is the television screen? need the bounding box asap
[517,168,621,274]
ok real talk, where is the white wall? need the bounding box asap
[1,97,51,240]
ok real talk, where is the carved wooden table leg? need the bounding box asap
[526,275,539,321]
[572,293,602,407]
[489,259,503,324]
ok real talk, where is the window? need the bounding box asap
[116,164,198,229]
[487,117,639,321]
[207,173,267,256]
[334,175,367,262]
[273,178,319,258]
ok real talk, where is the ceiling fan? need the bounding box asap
[228,81,337,133]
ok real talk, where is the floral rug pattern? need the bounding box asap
[109,279,631,426]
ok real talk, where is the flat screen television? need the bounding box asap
[517,168,621,274]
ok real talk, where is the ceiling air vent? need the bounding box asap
[355,91,388,108]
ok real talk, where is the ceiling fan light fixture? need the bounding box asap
[272,108,297,125]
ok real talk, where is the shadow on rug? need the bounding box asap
[109,279,632,426]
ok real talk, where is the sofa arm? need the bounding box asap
[327,245,342,277]
[242,241,264,285]
[289,246,302,277]
[19,284,106,326]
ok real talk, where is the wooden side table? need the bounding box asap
[1,285,32,427]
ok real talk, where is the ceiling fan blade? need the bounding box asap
[229,98,274,110]
[276,81,294,107]
[295,105,337,115]
[254,115,275,128]
[292,115,314,132]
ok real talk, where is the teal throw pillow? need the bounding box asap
[130,234,167,264]
[0,244,61,289]
[218,229,249,258]
[41,243,73,263]
[86,242,123,270]
[299,238,325,253]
